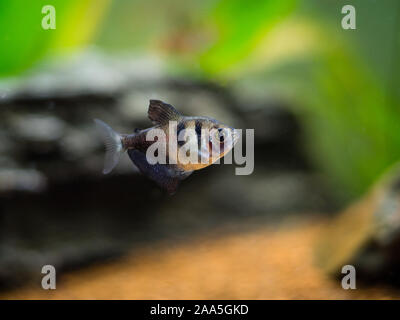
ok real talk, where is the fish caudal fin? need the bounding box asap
[94,119,124,174]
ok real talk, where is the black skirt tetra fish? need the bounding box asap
[95,100,239,194]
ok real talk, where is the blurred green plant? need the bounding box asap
[198,0,400,201]
[0,0,110,76]
[198,0,297,74]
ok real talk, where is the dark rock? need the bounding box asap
[315,163,400,283]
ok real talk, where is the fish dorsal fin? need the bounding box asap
[148,100,182,125]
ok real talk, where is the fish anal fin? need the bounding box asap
[128,149,191,195]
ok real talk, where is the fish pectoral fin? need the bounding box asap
[148,99,182,125]
[128,149,192,195]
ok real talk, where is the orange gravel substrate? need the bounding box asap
[1,218,399,299]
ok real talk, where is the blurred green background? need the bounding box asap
[1,0,399,202]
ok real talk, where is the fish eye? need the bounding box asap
[216,128,226,143]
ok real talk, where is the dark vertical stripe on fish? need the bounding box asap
[177,121,186,147]
[195,120,202,155]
